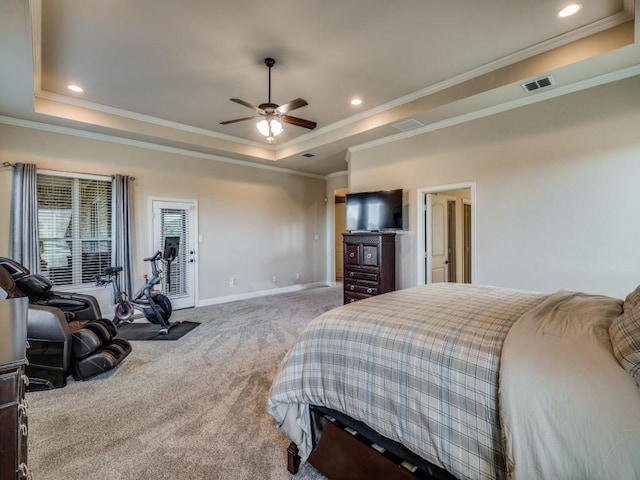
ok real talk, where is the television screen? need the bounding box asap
[345,189,403,232]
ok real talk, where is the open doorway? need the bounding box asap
[334,188,347,281]
[417,183,474,285]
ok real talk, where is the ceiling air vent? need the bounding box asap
[391,118,424,132]
[521,75,554,93]
[301,152,315,158]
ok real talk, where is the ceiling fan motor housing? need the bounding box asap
[259,102,279,112]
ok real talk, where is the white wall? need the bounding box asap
[348,75,640,299]
[0,123,328,308]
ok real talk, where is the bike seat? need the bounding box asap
[103,266,123,275]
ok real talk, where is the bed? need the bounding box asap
[267,283,640,480]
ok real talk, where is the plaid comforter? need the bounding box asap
[267,283,547,480]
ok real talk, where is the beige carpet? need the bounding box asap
[27,286,342,479]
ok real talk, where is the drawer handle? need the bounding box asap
[349,285,354,290]
[367,288,372,294]
[17,463,31,480]
[21,423,28,436]
[22,374,29,387]
[366,253,372,258]
[349,298,355,303]
[349,272,354,277]
[19,401,28,415]
[349,252,355,257]
[26,340,30,350]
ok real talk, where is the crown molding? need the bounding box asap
[34,90,272,150]
[278,8,635,150]
[349,63,640,154]
[0,115,325,180]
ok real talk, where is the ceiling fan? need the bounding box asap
[220,58,317,143]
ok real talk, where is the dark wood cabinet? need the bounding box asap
[343,233,396,304]
[0,298,29,480]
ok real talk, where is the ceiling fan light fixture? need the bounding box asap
[257,118,283,139]
[270,118,283,135]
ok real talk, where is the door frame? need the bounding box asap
[417,182,476,285]
[149,197,199,308]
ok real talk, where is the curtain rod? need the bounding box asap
[1,162,135,181]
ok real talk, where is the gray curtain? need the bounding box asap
[111,174,133,299]
[11,163,40,272]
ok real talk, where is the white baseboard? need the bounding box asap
[196,281,332,307]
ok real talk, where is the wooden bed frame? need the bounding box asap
[286,405,457,480]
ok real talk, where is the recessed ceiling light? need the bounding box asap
[67,84,83,93]
[558,4,582,17]
[351,98,362,106]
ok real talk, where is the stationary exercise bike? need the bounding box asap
[96,237,180,335]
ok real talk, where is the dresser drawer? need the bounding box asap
[344,292,372,304]
[362,246,378,266]
[0,371,18,407]
[344,282,377,296]
[345,270,378,282]
[345,244,360,265]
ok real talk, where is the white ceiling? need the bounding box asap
[0,0,638,176]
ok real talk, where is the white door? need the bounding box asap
[152,200,197,309]
[427,193,449,283]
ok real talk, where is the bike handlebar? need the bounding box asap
[96,250,163,291]
[143,251,162,262]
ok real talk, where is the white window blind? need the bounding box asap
[37,172,112,286]
[160,208,188,296]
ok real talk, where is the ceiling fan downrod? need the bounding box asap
[265,57,275,108]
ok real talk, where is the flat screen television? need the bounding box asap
[345,189,403,232]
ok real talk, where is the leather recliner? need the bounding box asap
[0,257,132,390]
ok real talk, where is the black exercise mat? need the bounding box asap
[115,321,199,341]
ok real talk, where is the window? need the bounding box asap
[37,172,112,286]
[159,207,188,295]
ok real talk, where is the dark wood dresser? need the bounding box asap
[343,232,396,304]
[0,298,30,480]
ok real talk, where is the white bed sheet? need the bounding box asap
[500,290,640,480]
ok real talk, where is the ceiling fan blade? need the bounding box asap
[220,116,257,125]
[275,98,308,115]
[282,115,317,130]
[230,98,264,114]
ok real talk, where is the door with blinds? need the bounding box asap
[151,200,196,310]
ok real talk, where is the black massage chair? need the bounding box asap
[0,257,132,390]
